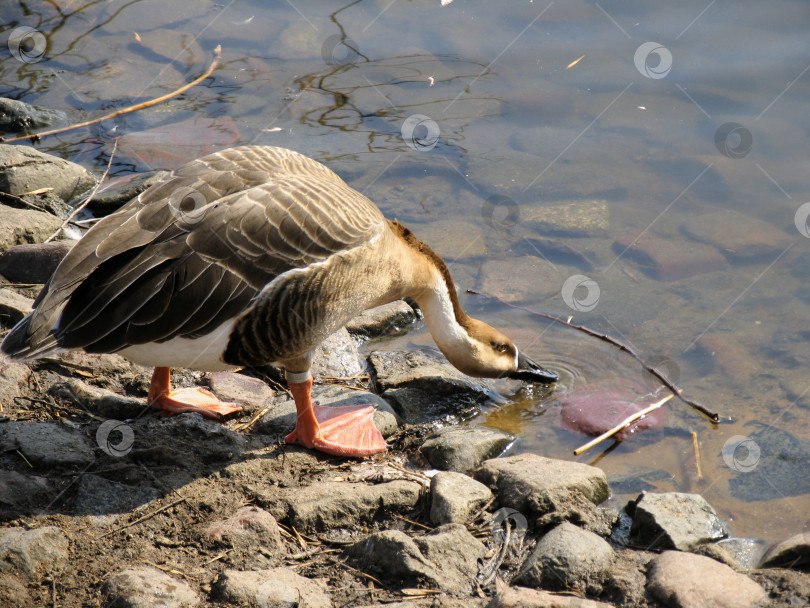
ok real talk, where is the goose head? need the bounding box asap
[445,318,559,383]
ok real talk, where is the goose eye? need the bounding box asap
[496,344,508,354]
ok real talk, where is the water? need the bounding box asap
[3,0,810,543]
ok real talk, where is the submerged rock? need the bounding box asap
[613,231,728,281]
[681,210,791,262]
[627,491,730,551]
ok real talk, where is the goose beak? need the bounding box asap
[509,351,558,384]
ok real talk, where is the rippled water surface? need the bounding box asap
[3,0,810,542]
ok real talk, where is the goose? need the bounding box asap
[1,145,558,457]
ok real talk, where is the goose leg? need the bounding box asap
[148,367,242,420]
[285,377,387,457]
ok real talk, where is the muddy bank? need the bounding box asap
[0,141,809,607]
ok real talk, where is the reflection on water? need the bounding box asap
[3,0,810,542]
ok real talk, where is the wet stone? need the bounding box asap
[646,551,768,608]
[0,421,95,467]
[513,522,614,592]
[345,300,418,340]
[88,170,169,216]
[256,383,400,441]
[311,327,363,380]
[760,532,810,571]
[264,479,422,533]
[0,286,33,324]
[523,199,610,238]
[0,144,95,202]
[715,537,767,571]
[214,567,331,608]
[103,567,200,608]
[420,426,512,474]
[0,526,69,581]
[0,98,67,133]
[627,491,730,551]
[205,371,275,412]
[681,210,792,262]
[430,471,493,525]
[370,349,497,424]
[413,218,487,259]
[347,523,485,594]
[477,256,561,304]
[613,231,728,281]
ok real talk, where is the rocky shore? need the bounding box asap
[0,121,809,607]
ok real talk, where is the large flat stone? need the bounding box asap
[628,492,730,551]
[474,454,609,515]
[613,232,728,281]
[681,210,791,262]
[487,583,614,607]
[0,421,95,467]
[420,426,512,474]
[647,551,768,608]
[103,567,200,608]
[214,568,331,608]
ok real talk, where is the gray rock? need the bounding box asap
[647,551,768,608]
[75,474,160,516]
[0,144,95,202]
[214,568,331,608]
[523,199,610,238]
[715,538,767,571]
[430,471,493,525]
[206,506,283,553]
[474,454,609,515]
[420,426,512,474]
[486,582,614,607]
[266,479,421,533]
[681,210,791,262]
[370,349,497,424]
[0,98,67,133]
[0,526,69,580]
[0,471,49,512]
[760,532,810,571]
[49,378,146,419]
[628,492,730,551]
[0,287,32,324]
[205,371,275,411]
[0,421,95,467]
[256,383,400,442]
[514,522,614,591]
[0,204,64,252]
[347,524,484,593]
[88,170,169,216]
[0,240,75,284]
[0,360,31,410]
[161,413,246,450]
[103,567,200,608]
[345,300,417,339]
[311,327,362,380]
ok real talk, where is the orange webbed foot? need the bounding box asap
[285,403,387,457]
[148,367,242,420]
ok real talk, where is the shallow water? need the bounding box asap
[3,0,810,543]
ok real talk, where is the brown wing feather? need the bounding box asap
[2,146,385,360]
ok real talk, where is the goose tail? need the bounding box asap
[1,313,60,361]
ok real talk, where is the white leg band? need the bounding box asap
[286,370,312,383]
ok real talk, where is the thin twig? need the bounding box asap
[99,496,186,538]
[233,403,274,432]
[573,394,674,456]
[1,46,223,144]
[467,289,720,422]
[691,431,703,480]
[479,518,511,586]
[0,191,49,212]
[44,139,118,243]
